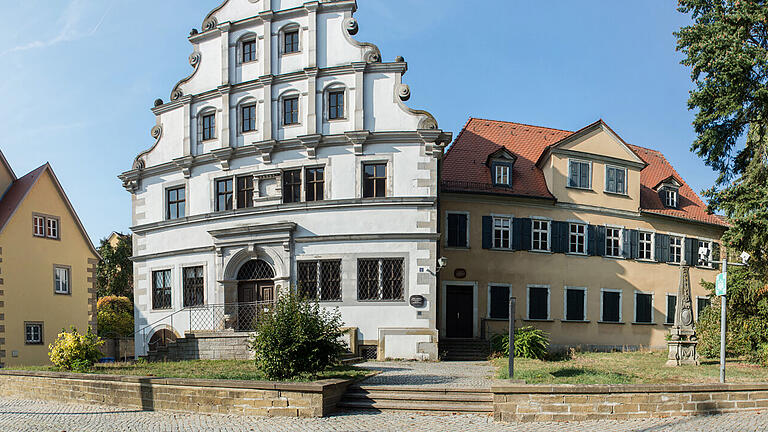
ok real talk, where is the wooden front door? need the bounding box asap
[237,282,256,331]
[446,285,474,338]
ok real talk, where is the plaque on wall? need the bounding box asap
[454,268,467,279]
[409,295,426,308]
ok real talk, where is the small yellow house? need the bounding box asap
[0,150,99,367]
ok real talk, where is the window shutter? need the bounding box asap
[458,215,467,248]
[685,238,698,266]
[551,221,567,253]
[588,225,598,256]
[656,234,670,263]
[621,228,631,259]
[518,218,532,251]
[629,229,639,259]
[512,218,522,250]
[712,242,721,263]
[482,216,492,250]
[595,226,606,256]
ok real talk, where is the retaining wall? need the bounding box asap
[493,382,768,422]
[148,332,252,362]
[0,370,351,418]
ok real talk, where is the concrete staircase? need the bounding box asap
[439,339,492,361]
[338,385,493,414]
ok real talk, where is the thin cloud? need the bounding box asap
[3,0,112,54]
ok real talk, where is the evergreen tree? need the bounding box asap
[676,0,768,272]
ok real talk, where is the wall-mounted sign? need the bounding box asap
[454,268,467,279]
[409,295,426,308]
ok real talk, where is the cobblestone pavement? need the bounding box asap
[356,360,496,388]
[2,397,768,431]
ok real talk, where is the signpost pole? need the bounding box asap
[720,259,727,384]
[509,297,516,380]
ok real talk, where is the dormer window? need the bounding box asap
[568,159,591,189]
[495,164,510,186]
[664,189,678,208]
[487,148,517,188]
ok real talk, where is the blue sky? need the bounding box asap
[0,1,705,244]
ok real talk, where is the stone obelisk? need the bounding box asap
[666,260,700,366]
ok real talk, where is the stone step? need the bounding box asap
[337,399,493,413]
[344,390,492,402]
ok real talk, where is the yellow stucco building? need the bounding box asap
[439,119,728,355]
[0,150,99,367]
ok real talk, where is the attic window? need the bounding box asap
[664,189,678,208]
[495,164,510,186]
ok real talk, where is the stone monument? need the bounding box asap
[666,260,700,366]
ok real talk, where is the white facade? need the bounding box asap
[120,0,451,360]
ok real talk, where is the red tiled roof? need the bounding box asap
[442,118,728,227]
[0,164,47,232]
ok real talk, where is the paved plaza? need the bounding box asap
[356,360,496,388]
[2,396,768,431]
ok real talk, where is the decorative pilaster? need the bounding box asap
[305,68,318,135]
[218,86,231,149]
[305,2,319,68]
[352,62,366,130]
[666,262,700,366]
[259,12,273,77]
[219,22,231,86]
[259,75,274,141]
[182,95,193,156]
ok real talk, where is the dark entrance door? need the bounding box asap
[446,285,474,338]
[237,282,256,331]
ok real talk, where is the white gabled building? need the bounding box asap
[119,0,451,361]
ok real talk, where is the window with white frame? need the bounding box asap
[639,231,654,260]
[601,290,621,322]
[495,165,510,186]
[489,285,510,319]
[46,217,59,239]
[152,269,172,310]
[564,287,587,321]
[54,266,70,294]
[202,112,216,141]
[568,159,591,189]
[605,227,621,257]
[635,292,653,323]
[605,166,627,194]
[283,28,300,54]
[698,240,713,267]
[664,189,678,208]
[532,220,550,251]
[493,217,511,249]
[569,223,586,254]
[666,294,677,324]
[33,215,45,237]
[25,322,43,345]
[527,285,550,320]
[669,236,683,264]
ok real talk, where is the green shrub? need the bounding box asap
[96,295,134,338]
[249,292,346,380]
[698,267,768,363]
[49,327,104,372]
[490,326,549,360]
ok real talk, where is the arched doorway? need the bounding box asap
[236,259,275,330]
[148,328,177,351]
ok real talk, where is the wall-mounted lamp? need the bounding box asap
[436,257,448,273]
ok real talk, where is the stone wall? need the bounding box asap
[0,370,351,418]
[493,383,768,422]
[148,332,252,362]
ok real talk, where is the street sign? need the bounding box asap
[716,272,727,296]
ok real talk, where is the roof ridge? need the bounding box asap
[468,117,574,134]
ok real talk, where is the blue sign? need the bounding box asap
[716,272,727,296]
